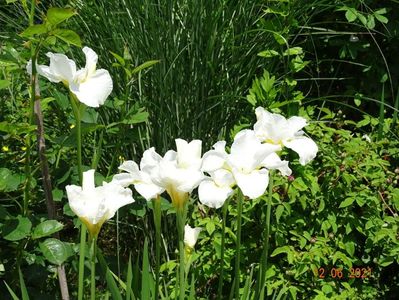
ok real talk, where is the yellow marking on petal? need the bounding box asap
[80,217,105,240]
[167,186,189,211]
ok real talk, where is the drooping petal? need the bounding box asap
[70,69,113,107]
[283,136,318,165]
[102,181,134,219]
[135,181,164,201]
[233,168,269,199]
[177,168,204,193]
[262,152,292,176]
[198,178,233,209]
[112,173,136,187]
[201,150,226,172]
[184,225,202,248]
[47,52,76,83]
[118,160,141,176]
[286,116,307,137]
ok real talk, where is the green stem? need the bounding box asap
[234,190,243,299]
[153,196,162,300]
[259,172,274,299]
[90,237,97,300]
[176,206,187,300]
[217,197,230,299]
[70,94,83,183]
[78,224,86,300]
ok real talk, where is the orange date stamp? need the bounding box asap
[314,266,372,279]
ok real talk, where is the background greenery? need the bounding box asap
[0,0,398,299]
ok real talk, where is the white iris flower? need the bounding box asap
[27,47,113,107]
[66,170,134,238]
[254,107,318,165]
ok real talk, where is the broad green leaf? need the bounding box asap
[132,60,160,75]
[122,111,149,125]
[275,205,284,223]
[367,15,375,29]
[47,8,77,26]
[53,29,81,47]
[0,80,10,90]
[2,216,32,241]
[345,241,355,256]
[271,246,291,257]
[258,50,279,58]
[20,24,47,37]
[339,197,355,208]
[375,12,388,24]
[283,47,303,56]
[345,8,357,22]
[39,238,70,265]
[32,220,64,239]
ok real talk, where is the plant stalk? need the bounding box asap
[217,196,230,299]
[176,205,187,300]
[258,172,274,299]
[90,237,97,300]
[153,195,162,300]
[78,224,86,300]
[234,190,243,299]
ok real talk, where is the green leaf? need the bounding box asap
[110,51,125,66]
[141,238,151,300]
[6,0,18,4]
[375,13,388,24]
[32,220,64,239]
[339,197,355,208]
[122,110,149,125]
[345,8,357,22]
[271,246,290,257]
[47,8,77,26]
[0,80,10,90]
[258,50,279,58]
[132,60,160,75]
[53,29,81,47]
[39,238,70,265]
[275,205,284,223]
[19,268,30,300]
[206,221,215,235]
[20,24,47,37]
[4,281,20,300]
[345,241,355,256]
[283,47,303,56]
[367,15,375,29]
[2,216,32,241]
[97,250,123,300]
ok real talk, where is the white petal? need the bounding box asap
[262,153,292,176]
[70,69,113,107]
[82,169,95,190]
[201,150,226,172]
[286,116,307,136]
[82,46,98,76]
[211,169,235,187]
[198,179,233,209]
[118,160,140,175]
[47,52,76,83]
[283,136,318,165]
[184,225,202,248]
[177,169,204,193]
[135,182,164,201]
[140,147,162,173]
[234,168,269,199]
[102,181,134,220]
[112,173,136,187]
[175,139,202,169]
